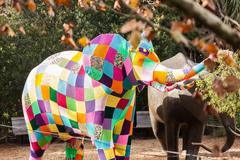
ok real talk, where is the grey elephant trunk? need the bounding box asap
[219,112,236,152]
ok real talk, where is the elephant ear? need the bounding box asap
[82,34,134,94]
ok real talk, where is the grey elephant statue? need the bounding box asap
[148,53,236,160]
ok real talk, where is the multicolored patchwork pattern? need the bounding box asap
[22,33,210,160]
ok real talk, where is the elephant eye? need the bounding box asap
[138,48,149,56]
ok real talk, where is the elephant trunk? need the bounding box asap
[218,112,236,152]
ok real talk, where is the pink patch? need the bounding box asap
[86,112,95,123]
[78,66,85,75]
[82,56,90,66]
[105,47,117,63]
[92,79,100,87]
[99,34,114,45]
[41,113,49,124]
[76,87,84,101]
[31,141,40,151]
[124,57,132,74]
[113,67,123,81]
[26,107,34,121]
[117,135,129,145]
[57,92,67,108]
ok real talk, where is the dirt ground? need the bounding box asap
[1,136,240,160]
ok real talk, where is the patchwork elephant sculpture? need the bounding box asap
[22,33,210,160]
[148,53,235,160]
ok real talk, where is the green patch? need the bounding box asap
[32,101,41,115]
[70,119,79,129]
[101,129,112,141]
[50,87,57,103]
[66,97,76,111]
[84,88,94,101]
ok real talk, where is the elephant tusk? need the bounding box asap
[229,126,240,136]
[192,142,212,153]
[235,126,240,133]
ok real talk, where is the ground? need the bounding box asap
[0,136,240,160]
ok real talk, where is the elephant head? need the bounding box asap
[82,33,206,94]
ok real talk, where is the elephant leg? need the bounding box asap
[97,148,116,160]
[152,121,167,150]
[166,121,180,160]
[28,130,53,160]
[185,124,204,160]
[181,125,189,151]
[66,139,85,160]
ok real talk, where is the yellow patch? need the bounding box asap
[106,95,120,108]
[35,73,43,86]
[71,52,82,62]
[76,101,86,113]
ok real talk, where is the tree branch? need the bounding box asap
[165,0,240,50]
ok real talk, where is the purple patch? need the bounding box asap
[127,70,137,84]
[121,120,131,134]
[75,75,84,87]
[94,111,104,125]
[102,118,112,130]
[66,83,76,98]
[99,74,112,88]
[86,100,95,112]
[66,61,75,70]
[91,35,102,44]
[35,114,46,126]
[38,100,46,113]
[139,47,149,56]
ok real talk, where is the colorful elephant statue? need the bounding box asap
[22,33,209,160]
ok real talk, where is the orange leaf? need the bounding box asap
[97,1,107,11]
[201,0,216,11]
[114,0,121,10]
[27,0,37,12]
[19,26,26,35]
[61,35,78,49]
[0,24,16,37]
[224,76,240,93]
[0,0,5,6]
[120,19,143,33]
[78,36,90,47]
[48,6,55,17]
[144,27,155,41]
[14,0,22,12]
[203,58,216,72]
[63,22,74,36]
[129,0,139,9]
[171,30,189,46]
[129,30,141,49]
[212,79,226,97]
[223,52,236,67]
[203,44,218,55]
[55,0,71,7]
[171,20,194,33]
[142,7,153,20]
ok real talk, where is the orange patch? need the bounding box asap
[125,105,133,121]
[53,114,63,125]
[133,52,145,66]
[77,113,86,124]
[39,125,51,136]
[111,80,123,94]
[41,85,50,100]
[148,52,160,63]
[184,70,196,79]
[153,71,167,84]
[94,45,109,59]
